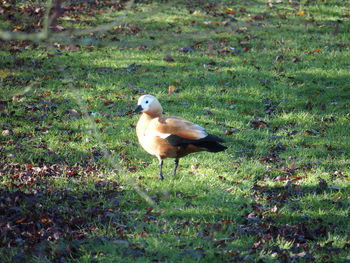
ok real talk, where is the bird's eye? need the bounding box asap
[145,101,149,104]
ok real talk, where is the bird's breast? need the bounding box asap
[139,132,178,158]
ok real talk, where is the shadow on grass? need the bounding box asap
[1,180,349,261]
[0,180,125,258]
[251,182,350,229]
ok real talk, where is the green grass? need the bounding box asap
[1,0,350,262]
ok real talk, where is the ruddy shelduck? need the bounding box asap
[134,95,227,179]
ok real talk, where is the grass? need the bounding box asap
[1,0,350,262]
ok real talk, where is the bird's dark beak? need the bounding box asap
[134,105,143,114]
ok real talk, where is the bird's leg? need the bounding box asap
[159,159,164,180]
[172,159,179,176]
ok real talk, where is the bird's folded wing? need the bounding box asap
[147,116,207,140]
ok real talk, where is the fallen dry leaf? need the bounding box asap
[168,85,176,94]
[318,178,328,189]
[225,186,235,192]
[163,55,175,62]
[225,7,236,15]
[250,118,268,129]
[253,15,265,20]
[305,129,318,136]
[41,217,53,223]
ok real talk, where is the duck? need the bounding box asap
[134,95,227,179]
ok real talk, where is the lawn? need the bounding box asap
[1,0,350,262]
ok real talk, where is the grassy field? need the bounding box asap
[1,0,350,262]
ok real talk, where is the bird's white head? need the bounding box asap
[135,94,163,116]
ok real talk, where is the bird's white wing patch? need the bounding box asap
[193,124,206,131]
[145,129,171,139]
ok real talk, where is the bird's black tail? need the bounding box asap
[192,134,227,152]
